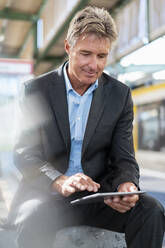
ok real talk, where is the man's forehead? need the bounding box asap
[77,33,110,43]
[73,33,111,52]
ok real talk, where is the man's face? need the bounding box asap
[65,34,111,93]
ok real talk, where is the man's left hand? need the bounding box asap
[104,182,139,213]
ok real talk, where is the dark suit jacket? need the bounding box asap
[14,62,139,196]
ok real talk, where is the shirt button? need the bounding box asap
[77,117,80,120]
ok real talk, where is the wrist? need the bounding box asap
[51,175,68,192]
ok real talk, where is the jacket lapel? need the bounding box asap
[48,65,112,156]
[82,76,108,157]
[48,65,71,149]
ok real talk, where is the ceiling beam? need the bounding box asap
[34,0,90,70]
[124,64,165,74]
[33,22,38,59]
[34,0,133,72]
[36,0,48,18]
[0,0,48,22]
[17,25,33,57]
[17,0,49,58]
[43,55,65,62]
[106,63,165,75]
[0,8,38,22]
[43,54,67,73]
[110,0,132,16]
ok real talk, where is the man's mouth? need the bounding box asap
[83,70,97,76]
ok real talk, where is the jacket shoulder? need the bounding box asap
[23,65,64,95]
[101,72,132,105]
[102,72,130,91]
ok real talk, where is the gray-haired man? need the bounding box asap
[11,6,165,248]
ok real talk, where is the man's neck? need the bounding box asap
[66,66,93,96]
[71,84,92,96]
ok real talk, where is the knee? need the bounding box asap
[140,194,165,219]
[15,199,42,226]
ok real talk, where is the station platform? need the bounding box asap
[0,150,165,247]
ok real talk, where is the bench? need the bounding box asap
[0,226,126,248]
[53,226,126,248]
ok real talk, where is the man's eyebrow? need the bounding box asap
[80,50,108,55]
[99,52,109,55]
[80,50,91,53]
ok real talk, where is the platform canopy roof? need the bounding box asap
[0,0,165,78]
[0,0,131,74]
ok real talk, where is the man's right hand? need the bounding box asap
[51,173,100,197]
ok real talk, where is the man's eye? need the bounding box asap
[81,53,89,56]
[98,55,106,59]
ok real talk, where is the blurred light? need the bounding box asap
[0,34,5,42]
[0,60,33,74]
[103,69,110,75]
[142,37,149,45]
[67,0,79,11]
[120,36,165,67]
[37,19,43,49]
[153,70,165,80]
[118,72,145,83]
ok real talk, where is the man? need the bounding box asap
[12,6,164,248]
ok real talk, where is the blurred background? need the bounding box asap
[0,0,164,245]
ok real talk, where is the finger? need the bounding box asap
[62,185,76,196]
[129,185,137,192]
[122,194,139,204]
[105,198,128,208]
[77,175,100,191]
[105,201,131,213]
[104,196,122,205]
[69,176,92,192]
[71,181,87,191]
[112,196,121,203]
[104,200,132,213]
[105,196,135,210]
[84,179,100,192]
[121,199,136,208]
[105,195,134,206]
[116,197,136,208]
[69,176,89,190]
[70,174,100,192]
[114,202,131,211]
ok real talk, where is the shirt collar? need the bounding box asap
[63,62,98,96]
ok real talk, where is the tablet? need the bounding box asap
[70,191,146,205]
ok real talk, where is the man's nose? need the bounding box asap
[89,56,98,71]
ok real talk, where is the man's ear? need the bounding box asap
[64,39,70,55]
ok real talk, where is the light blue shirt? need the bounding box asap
[63,63,98,176]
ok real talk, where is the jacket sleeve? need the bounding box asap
[14,81,62,192]
[109,88,140,191]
